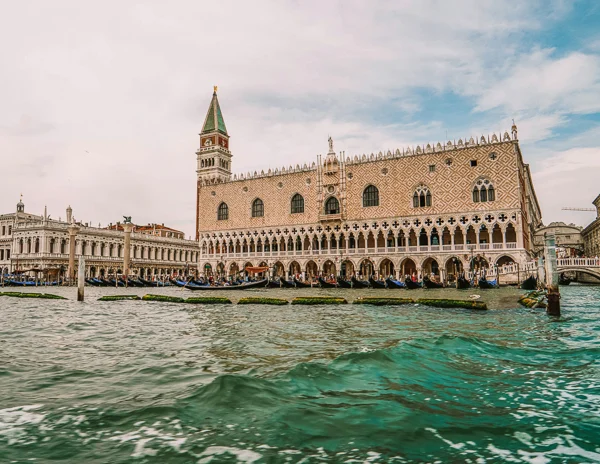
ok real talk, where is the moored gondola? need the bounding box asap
[336,278,352,288]
[368,276,386,289]
[478,277,498,289]
[184,279,269,291]
[280,279,296,288]
[423,276,444,289]
[266,279,281,288]
[86,278,102,286]
[520,275,537,290]
[404,278,422,289]
[293,278,312,288]
[318,277,338,288]
[351,277,370,289]
[385,277,406,289]
[559,274,572,286]
[456,276,471,289]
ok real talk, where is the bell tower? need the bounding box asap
[196,86,232,183]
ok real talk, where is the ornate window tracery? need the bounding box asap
[413,184,432,208]
[472,179,495,203]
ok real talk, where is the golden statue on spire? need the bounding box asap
[213,85,218,93]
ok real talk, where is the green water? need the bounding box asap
[1,285,599,463]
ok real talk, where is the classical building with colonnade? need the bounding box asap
[0,199,199,279]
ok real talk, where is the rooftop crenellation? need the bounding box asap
[200,129,517,186]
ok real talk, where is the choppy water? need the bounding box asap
[1,285,599,463]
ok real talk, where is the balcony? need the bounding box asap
[202,242,520,261]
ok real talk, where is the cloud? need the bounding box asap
[0,0,598,236]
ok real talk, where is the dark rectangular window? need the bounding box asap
[429,164,436,172]
[470,160,477,167]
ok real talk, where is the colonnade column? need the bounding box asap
[67,224,80,283]
[123,223,133,278]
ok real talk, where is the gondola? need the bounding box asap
[92,278,108,287]
[86,278,102,286]
[351,277,370,289]
[559,274,572,286]
[318,277,338,288]
[8,280,36,286]
[280,279,296,288]
[139,278,160,287]
[293,278,312,288]
[520,275,537,290]
[368,276,387,289]
[423,276,444,289]
[109,278,125,287]
[266,279,281,288]
[478,278,498,289]
[385,277,406,289]
[404,278,422,289]
[456,276,471,289]
[184,279,269,291]
[336,278,352,288]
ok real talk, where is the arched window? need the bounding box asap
[413,184,431,208]
[363,185,379,207]
[217,202,228,220]
[290,194,304,214]
[325,197,340,215]
[472,179,495,203]
[252,198,264,217]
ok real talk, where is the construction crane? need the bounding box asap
[561,207,595,212]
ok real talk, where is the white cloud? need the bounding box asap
[0,0,597,236]
[531,147,600,227]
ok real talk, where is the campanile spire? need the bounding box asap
[196,87,232,183]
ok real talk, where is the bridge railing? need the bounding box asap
[557,258,600,268]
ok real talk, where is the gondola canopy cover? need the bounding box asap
[245,266,270,273]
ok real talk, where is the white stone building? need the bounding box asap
[1,199,199,279]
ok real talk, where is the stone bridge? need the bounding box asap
[557,258,600,280]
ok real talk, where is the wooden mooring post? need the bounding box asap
[544,233,560,317]
[77,256,85,302]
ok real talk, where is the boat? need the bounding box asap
[385,277,406,289]
[318,277,338,288]
[139,278,161,287]
[336,278,352,288]
[559,274,572,286]
[351,277,370,289]
[520,275,537,290]
[293,278,312,288]
[8,280,36,287]
[184,279,269,291]
[423,276,444,289]
[456,276,471,289]
[404,278,422,289]
[109,279,125,287]
[368,276,386,289]
[86,278,102,286]
[280,279,296,288]
[478,278,498,289]
[266,279,281,288]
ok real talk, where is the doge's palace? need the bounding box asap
[196,89,542,281]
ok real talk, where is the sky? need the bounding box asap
[1,0,599,237]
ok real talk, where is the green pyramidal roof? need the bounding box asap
[201,91,228,135]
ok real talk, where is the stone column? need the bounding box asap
[67,224,80,284]
[123,223,133,278]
